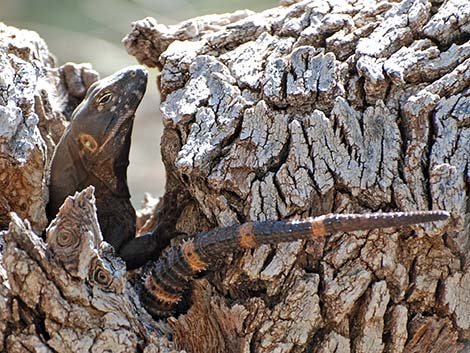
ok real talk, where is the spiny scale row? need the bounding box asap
[140,210,449,317]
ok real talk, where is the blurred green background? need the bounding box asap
[2,0,277,206]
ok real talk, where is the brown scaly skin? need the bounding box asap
[47,66,148,261]
[47,65,187,271]
[140,210,449,317]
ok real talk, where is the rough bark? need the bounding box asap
[0,23,99,234]
[0,0,470,352]
[0,23,175,352]
[124,0,470,352]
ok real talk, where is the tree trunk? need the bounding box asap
[1,0,470,352]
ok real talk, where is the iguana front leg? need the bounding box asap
[48,66,147,254]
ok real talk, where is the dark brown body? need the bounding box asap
[48,66,147,252]
[48,65,180,270]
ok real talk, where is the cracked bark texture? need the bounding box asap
[124,0,469,352]
[0,23,99,234]
[1,187,176,352]
[0,0,469,352]
[0,24,175,352]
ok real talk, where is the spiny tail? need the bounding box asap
[140,210,448,316]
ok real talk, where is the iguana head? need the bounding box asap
[71,66,147,157]
[71,65,148,193]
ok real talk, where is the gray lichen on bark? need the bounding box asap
[2,187,175,352]
[124,0,470,352]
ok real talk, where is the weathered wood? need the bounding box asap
[0,23,99,233]
[0,23,175,352]
[2,187,176,352]
[0,0,470,351]
[0,24,51,233]
[124,0,469,352]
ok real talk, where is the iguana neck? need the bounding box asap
[80,115,134,198]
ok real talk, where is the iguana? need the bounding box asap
[47,66,150,266]
[46,65,449,317]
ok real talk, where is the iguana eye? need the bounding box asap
[98,92,113,105]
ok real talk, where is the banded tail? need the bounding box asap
[141,210,448,316]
